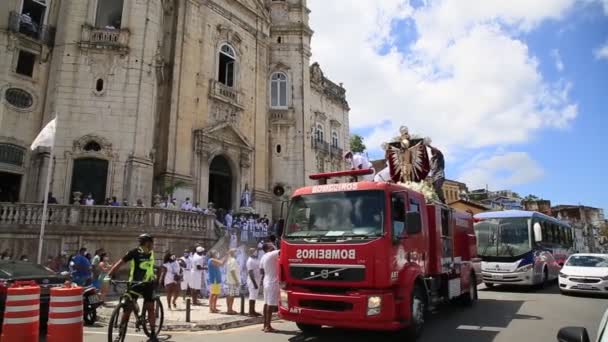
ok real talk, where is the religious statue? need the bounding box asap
[384,126,431,183]
[240,183,252,208]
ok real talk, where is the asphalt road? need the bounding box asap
[83,283,607,342]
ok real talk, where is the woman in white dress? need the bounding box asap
[160,252,182,310]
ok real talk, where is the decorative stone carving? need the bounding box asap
[311,62,323,84]
[153,194,161,207]
[73,134,114,157]
[210,96,242,124]
[240,152,251,168]
[73,191,82,205]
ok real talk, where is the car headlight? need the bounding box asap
[367,295,382,316]
[280,289,288,308]
[516,264,533,272]
[559,272,568,278]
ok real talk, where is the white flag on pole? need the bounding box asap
[30,118,56,150]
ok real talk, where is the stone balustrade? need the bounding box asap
[0,202,214,234]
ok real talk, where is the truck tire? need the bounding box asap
[400,285,427,340]
[296,323,322,334]
[461,274,478,306]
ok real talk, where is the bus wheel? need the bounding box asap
[296,323,322,335]
[400,285,427,339]
[461,274,478,306]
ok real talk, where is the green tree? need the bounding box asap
[350,134,366,153]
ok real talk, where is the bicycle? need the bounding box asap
[107,280,164,342]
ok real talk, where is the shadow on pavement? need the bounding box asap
[286,297,533,342]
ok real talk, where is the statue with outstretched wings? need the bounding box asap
[384,126,430,183]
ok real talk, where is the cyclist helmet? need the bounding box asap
[137,233,154,244]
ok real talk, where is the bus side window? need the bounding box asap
[540,220,548,243]
[391,194,405,239]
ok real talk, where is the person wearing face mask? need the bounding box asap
[190,247,206,305]
[178,249,192,301]
[97,253,112,302]
[160,252,181,310]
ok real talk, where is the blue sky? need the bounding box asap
[308,0,608,212]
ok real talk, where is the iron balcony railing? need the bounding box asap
[8,11,56,46]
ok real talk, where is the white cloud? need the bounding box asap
[551,49,565,71]
[457,152,545,190]
[308,0,578,174]
[595,41,608,60]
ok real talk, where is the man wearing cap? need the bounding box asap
[190,246,206,305]
[246,248,262,316]
[344,151,375,181]
[178,249,193,300]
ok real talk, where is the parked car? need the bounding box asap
[556,307,608,342]
[0,260,69,331]
[559,254,608,295]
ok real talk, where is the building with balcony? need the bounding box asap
[0,0,350,220]
[552,205,606,253]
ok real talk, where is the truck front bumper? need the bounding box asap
[278,289,403,331]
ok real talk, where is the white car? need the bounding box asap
[559,253,608,294]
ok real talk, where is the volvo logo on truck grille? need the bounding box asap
[290,264,365,282]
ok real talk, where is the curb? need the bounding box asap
[97,312,277,332]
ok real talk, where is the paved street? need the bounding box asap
[83,283,607,342]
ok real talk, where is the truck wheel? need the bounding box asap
[401,285,427,339]
[461,274,478,306]
[296,323,322,334]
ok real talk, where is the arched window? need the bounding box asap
[270,72,288,108]
[218,44,236,87]
[331,131,339,147]
[83,141,102,152]
[315,124,324,142]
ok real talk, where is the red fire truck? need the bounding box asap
[278,170,478,339]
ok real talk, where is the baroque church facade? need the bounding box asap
[0,0,350,218]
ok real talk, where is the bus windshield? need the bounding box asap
[283,190,385,240]
[475,217,531,258]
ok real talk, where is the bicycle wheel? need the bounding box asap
[142,297,164,338]
[107,303,129,342]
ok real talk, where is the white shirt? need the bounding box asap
[179,256,192,270]
[351,153,372,170]
[225,214,233,228]
[226,257,240,285]
[181,201,193,211]
[163,261,180,284]
[85,198,95,206]
[191,253,205,273]
[246,257,261,283]
[229,233,238,249]
[260,250,280,286]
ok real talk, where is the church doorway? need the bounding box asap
[70,158,108,204]
[0,172,21,202]
[208,155,232,211]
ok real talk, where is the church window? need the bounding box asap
[218,44,236,88]
[19,0,48,37]
[95,79,104,92]
[83,141,102,152]
[5,88,33,109]
[270,72,288,108]
[277,36,282,44]
[95,0,124,29]
[276,144,282,154]
[16,50,36,77]
[331,131,339,147]
[315,124,324,142]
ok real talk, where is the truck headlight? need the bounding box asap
[280,289,289,308]
[367,295,382,316]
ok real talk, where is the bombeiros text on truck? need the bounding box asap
[277,167,479,339]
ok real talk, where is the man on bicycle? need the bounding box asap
[107,233,158,341]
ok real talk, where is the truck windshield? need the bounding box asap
[283,190,385,240]
[475,217,531,258]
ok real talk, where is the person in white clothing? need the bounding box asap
[245,248,262,317]
[229,230,238,249]
[180,198,193,211]
[344,151,375,181]
[260,243,280,333]
[190,247,206,305]
[85,193,95,206]
[160,253,181,310]
[178,249,192,298]
[225,249,240,315]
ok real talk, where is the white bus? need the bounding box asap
[474,210,573,288]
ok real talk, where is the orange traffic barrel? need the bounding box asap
[46,283,83,342]
[0,280,40,342]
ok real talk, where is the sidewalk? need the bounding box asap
[97,296,276,331]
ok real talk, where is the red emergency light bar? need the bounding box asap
[309,168,374,180]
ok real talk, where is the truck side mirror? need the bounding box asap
[557,327,590,342]
[533,222,543,242]
[405,212,422,235]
